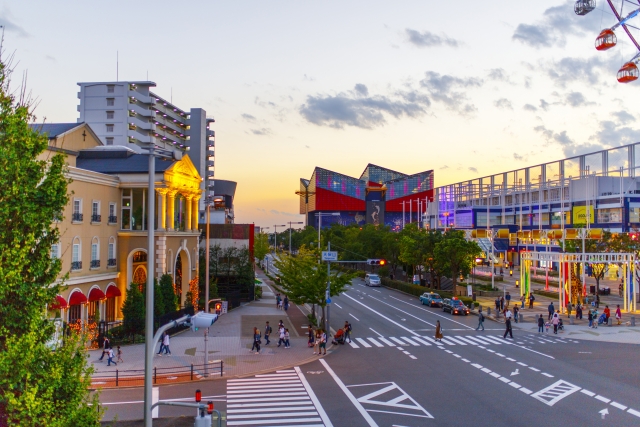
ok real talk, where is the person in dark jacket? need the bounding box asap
[548,302,555,321]
[537,314,544,333]
[503,317,513,339]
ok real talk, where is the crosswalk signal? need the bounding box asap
[214,302,222,315]
[189,313,218,332]
[366,259,386,266]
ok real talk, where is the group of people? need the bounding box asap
[156,331,172,356]
[98,337,123,366]
[251,320,291,354]
[276,293,289,311]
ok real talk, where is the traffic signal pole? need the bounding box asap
[326,241,331,334]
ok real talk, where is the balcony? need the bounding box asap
[71,261,82,271]
[108,215,118,224]
[72,213,83,222]
[107,258,117,267]
[90,260,100,269]
[91,214,102,223]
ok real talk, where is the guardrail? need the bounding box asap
[91,361,223,388]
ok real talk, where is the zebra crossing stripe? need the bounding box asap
[355,338,371,348]
[444,336,468,345]
[390,337,409,346]
[454,336,480,346]
[348,340,360,348]
[366,337,385,347]
[410,336,433,346]
[422,336,444,346]
[400,336,422,346]
[377,337,396,346]
[439,337,457,345]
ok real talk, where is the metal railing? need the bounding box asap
[72,213,83,222]
[108,215,118,224]
[91,214,101,222]
[91,361,224,388]
[71,261,82,271]
[107,258,116,267]
[90,260,100,269]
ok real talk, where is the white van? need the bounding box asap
[365,273,381,287]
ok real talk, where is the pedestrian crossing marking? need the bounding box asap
[531,380,581,407]
[400,337,421,346]
[341,334,574,350]
[390,337,408,346]
[378,337,396,346]
[366,337,385,347]
[355,338,371,348]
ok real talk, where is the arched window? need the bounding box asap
[71,236,82,271]
[91,236,100,269]
[108,237,116,267]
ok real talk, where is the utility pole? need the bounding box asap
[326,241,331,334]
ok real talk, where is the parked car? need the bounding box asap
[419,292,443,307]
[442,297,470,315]
[365,273,381,287]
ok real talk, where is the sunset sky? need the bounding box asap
[4,0,640,228]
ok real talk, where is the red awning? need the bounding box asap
[50,295,68,310]
[105,285,121,298]
[68,291,87,306]
[88,288,106,302]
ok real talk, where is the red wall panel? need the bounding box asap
[315,187,366,211]
[385,190,434,212]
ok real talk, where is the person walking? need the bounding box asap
[313,329,322,354]
[163,333,171,356]
[276,294,281,309]
[513,305,520,323]
[284,296,289,311]
[251,327,261,354]
[319,329,327,355]
[567,301,573,318]
[494,297,500,313]
[503,316,513,339]
[264,321,272,345]
[307,325,315,348]
[592,308,599,329]
[588,309,593,328]
[107,347,117,366]
[344,321,352,343]
[284,329,290,348]
[476,308,485,331]
[529,293,535,309]
[116,346,123,364]
[505,308,513,323]
[537,314,545,333]
[604,305,611,324]
[520,295,525,310]
[99,337,110,361]
[576,303,583,320]
[435,320,443,342]
[277,325,285,347]
[500,296,505,311]
[157,332,166,356]
[552,311,560,334]
[505,292,511,309]
[548,302,555,321]
[616,304,622,325]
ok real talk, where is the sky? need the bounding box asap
[4,0,640,229]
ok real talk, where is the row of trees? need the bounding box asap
[198,244,255,306]
[121,274,180,337]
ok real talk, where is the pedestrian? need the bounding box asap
[500,296,505,311]
[552,311,560,334]
[313,329,322,354]
[344,321,352,343]
[520,294,525,310]
[264,321,272,345]
[567,301,573,318]
[319,329,327,355]
[588,309,593,328]
[284,329,290,348]
[500,267,504,276]
[592,308,599,329]
[537,314,544,333]
[435,320,443,342]
[163,333,171,356]
[278,320,284,330]
[505,308,513,322]
[157,332,165,356]
[277,325,285,347]
[276,294,281,309]
[513,305,519,323]
[116,346,123,364]
[503,316,513,339]
[548,302,555,321]
[307,325,315,348]
[494,297,500,313]
[107,347,117,366]
[284,296,289,311]
[615,304,622,325]
[604,305,611,323]
[505,292,511,308]
[251,327,261,354]
[576,303,583,320]
[99,337,110,361]
[529,293,535,309]
[476,308,485,331]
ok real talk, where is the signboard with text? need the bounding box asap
[322,251,338,261]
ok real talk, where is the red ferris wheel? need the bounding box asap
[575,0,640,83]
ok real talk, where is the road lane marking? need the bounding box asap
[349,313,360,321]
[443,336,467,345]
[509,382,521,389]
[520,388,533,395]
[400,336,422,346]
[355,338,371,348]
[628,408,640,417]
[541,373,554,378]
[348,341,360,348]
[369,328,383,337]
[531,380,581,407]
[334,303,343,309]
[517,362,528,367]
[409,355,418,359]
[378,337,396,346]
[294,366,333,427]
[385,295,473,329]
[366,337,384,347]
[611,402,627,410]
[528,367,540,372]
[342,293,419,336]
[409,336,432,346]
[390,337,408,346]
[580,390,595,397]
[595,395,611,403]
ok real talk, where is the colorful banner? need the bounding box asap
[572,206,595,225]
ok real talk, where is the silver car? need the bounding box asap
[365,273,381,287]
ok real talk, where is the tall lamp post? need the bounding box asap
[287,221,304,254]
[273,224,285,253]
[142,144,181,427]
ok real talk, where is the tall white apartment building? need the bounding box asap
[77,81,215,222]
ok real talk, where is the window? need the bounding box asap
[51,244,60,259]
[72,243,80,262]
[72,240,82,271]
[597,208,622,224]
[107,98,115,106]
[106,124,114,132]
[108,203,117,224]
[92,201,99,216]
[106,137,114,146]
[107,111,114,119]
[630,207,640,223]
[72,199,83,222]
[107,85,115,93]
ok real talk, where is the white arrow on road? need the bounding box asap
[600,408,608,419]
[510,369,519,376]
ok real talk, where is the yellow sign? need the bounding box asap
[572,206,594,225]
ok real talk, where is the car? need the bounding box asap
[442,297,470,315]
[365,273,381,287]
[419,292,443,307]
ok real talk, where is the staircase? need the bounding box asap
[476,238,500,264]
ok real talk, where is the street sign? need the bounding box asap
[326,298,332,304]
[322,251,338,261]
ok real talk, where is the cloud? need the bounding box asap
[611,110,635,125]
[590,120,640,147]
[513,153,524,161]
[534,125,574,146]
[439,165,449,170]
[303,74,316,81]
[544,55,618,87]
[0,13,29,38]
[269,209,298,217]
[512,1,602,48]
[256,208,266,212]
[565,91,590,107]
[539,99,550,111]
[419,71,482,115]
[405,29,460,48]
[468,167,478,174]
[494,98,513,110]
[241,113,256,122]
[523,104,537,112]
[251,128,271,136]
[487,68,511,82]
[300,84,430,129]
[254,97,277,109]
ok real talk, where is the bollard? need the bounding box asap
[608,317,613,327]
[115,369,119,387]
[519,313,523,323]
[487,307,491,316]
[631,316,636,326]
[570,317,574,325]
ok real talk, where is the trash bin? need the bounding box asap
[589,285,596,294]
[472,293,477,302]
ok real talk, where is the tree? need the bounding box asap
[159,273,178,314]
[0,53,101,425]
[564,229,614,296]
[122,283,145,338]
[433,230,481,289]
[254,232,270,266]
[153,279,165,319]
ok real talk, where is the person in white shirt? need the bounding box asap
[277,327,285,347]
[163,333,171,356]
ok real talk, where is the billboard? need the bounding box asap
[572,206,594,225]
[366,201,385,226]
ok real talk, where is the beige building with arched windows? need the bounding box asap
[34,123,201,325]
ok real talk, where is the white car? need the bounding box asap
[365,273,381,287]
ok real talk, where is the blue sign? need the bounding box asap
[326,298,332,304]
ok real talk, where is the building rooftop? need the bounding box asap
[30,123,84,139]
[77,148,175,174]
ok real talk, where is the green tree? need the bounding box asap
[254,232,270,266]
[159,273,178,314]
[0,54,101,425]
[122,283,145,338]
[434,230,481,289]
[153,278,165,319]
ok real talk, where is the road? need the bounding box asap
[100,278,640,426]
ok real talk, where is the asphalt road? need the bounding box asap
[100,278,640,426]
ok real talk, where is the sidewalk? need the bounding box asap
[89,268,324,387]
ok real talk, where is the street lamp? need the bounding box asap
[315,213,340,250]
[287,221,304,254]
[273,225,285,252]
[443,211,450,230]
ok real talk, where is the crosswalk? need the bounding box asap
[226,368,331,426]
[345,334,577,349]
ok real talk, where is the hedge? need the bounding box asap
[533,289,559,299]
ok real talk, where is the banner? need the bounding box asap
[572,206,595,225]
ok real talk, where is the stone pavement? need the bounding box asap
[89,270,327,386]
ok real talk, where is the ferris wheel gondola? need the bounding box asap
[576,0,640,83]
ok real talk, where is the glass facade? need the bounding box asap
[360,164,407,184]
[314,168,365,200]
[386,171,434,201]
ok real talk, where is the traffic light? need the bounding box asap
[366,259,386,266]
[188,313,218,332]
[214,302,222,315]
